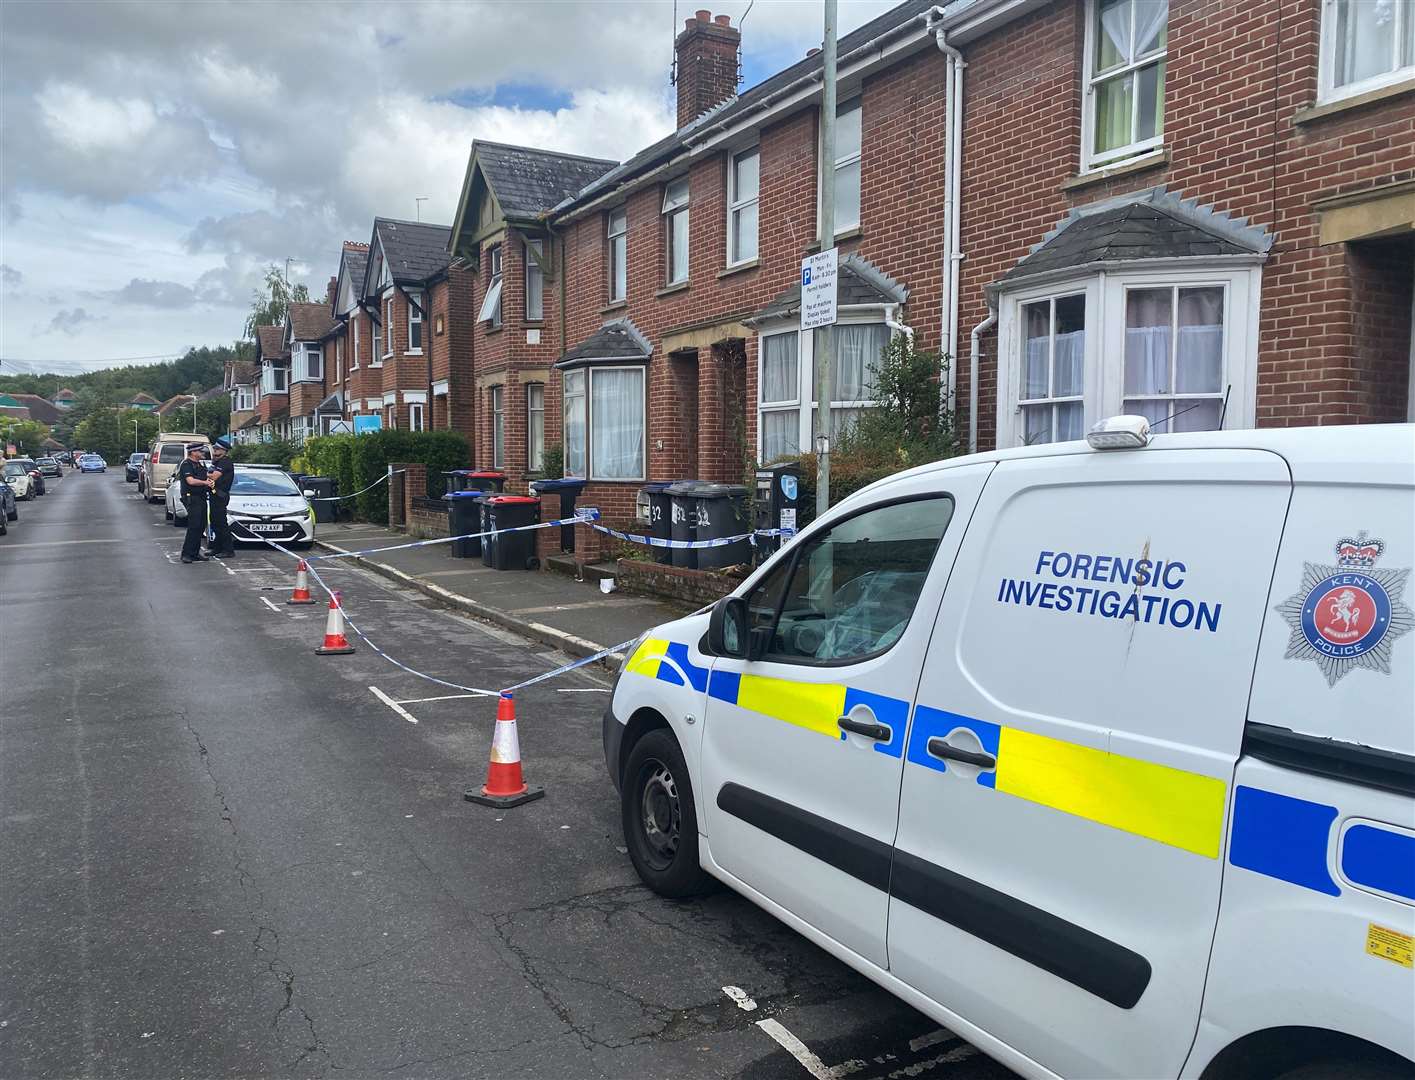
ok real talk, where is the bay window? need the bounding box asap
[525,240,544,320]
[527,383,545,471]
[1083,0,1167,169]
[261,363,289,395]
[1321,0,1415,101]
[408,291,423,351]
[831,100,862,233]
[727,147,759,265]
[491,385,505,468]
[607,208,627,302]
[559,366,645,481]
[663,178,690,285]
[996,266,1259,446]
[294,342,322,383]
[756,320,890,462]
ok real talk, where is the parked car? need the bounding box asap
[3,460,35,501]
[79,454,106,473]
[169,463,315,548]
[140,432,208,503]
[54,451,71,464]
[36,457,62,478]
[11,458,45,495]
[604,419,1415,1080]
[125,452,146,482]
[0,477,16,524]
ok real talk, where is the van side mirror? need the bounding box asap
[708,596,748,658]
[303,489,316,498]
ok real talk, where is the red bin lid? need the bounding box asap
[466,470,507,478]
[487,495,539,504]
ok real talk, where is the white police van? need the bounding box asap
[603,418,1414,1080]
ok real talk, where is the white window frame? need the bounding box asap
[607,208,628,303]
[727,146,760,266]
[822,99,862,235]
[383,293,395,359]
[491,385,505,468]
[526,382,545,471]
[334,335,343,381]
[294,342,322,383]
[351,318,361,370]
[754,316,892,460]
[1318,0,1415,104]
[563,369,587,479]
[559,365,647,482]
[407,290,423,353]
[995,263,1261,447]
[663,178,690,285]
[262,363,289,395]
[1080,0,1168,172]
[408,402,425,432]
[525,239,544,320]
[479,245,503,327]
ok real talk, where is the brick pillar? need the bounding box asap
[387,465,406,527]
[534,490,562,565]
[573,518,601,569]
[400,462,426,527]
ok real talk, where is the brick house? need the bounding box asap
[930,0,1414,451]
[446,141,618,482]
[252,324,290,441]
[50,388,77,410]
[282,301,339,443]
[225,359,258,443]
[328,241,369,434]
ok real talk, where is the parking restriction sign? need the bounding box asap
[800,247,839,330]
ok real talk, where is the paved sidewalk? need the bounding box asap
[312,521,695,664]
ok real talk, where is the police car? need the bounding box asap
[603,418,1414,1080]
[167,463,316,548]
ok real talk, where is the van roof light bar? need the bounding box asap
[1086,415,1151,450]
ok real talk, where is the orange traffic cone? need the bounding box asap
[287,560,315,605]
[315,591,356,655]
[465,692,544,808]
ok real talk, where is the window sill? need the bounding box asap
[600,300,629,314]
[1294,77,1415,125]
[656,281,691,298]
[406,349,423,356]
[717,259,758,279]
[484,325,503,335]
[803,226,865,253]
[1061,148,1169,192]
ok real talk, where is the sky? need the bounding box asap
[0,0,900,376]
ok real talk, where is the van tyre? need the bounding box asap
[621,728,713,898]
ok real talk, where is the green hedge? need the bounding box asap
[302,430,469,524]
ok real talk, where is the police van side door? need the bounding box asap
[699,463,993,971]
[888,449,1291,1079]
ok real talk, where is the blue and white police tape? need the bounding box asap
[307,514,587,563]
[306,468,405,503]
[262,535,642,697]
[586,521,795,550]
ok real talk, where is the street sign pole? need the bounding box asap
[815,0,838,518]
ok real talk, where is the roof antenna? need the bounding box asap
[1148,399,1206,433]
[670,0,678,87]
[414,197,429,222]
[737,0,754,86]
[1217,383,1232,428]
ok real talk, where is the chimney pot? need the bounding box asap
[684,17,696,30]
[807,47,821,57]
[713,13,731,25]
[695,9,711,22]
[675,6,742,129]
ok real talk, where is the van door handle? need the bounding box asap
[838,717,892,742]
[927,737,996,770]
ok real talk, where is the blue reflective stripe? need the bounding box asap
[1229,786,1340,896]
[842,687,909,758]
[708,669,740,703]
[665,642,709,692]
[654,663,685,687]
[1342,824,1415,901]
[905,706,1000,788]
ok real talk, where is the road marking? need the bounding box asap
[907,1030,951,1053]
[722,985,758,1012]
[557,687,609,694]
[0,538,126,548]
[397,692,483,705]
[369,686,418,724]
[755,1019,834,1079]
[259,597,281,613]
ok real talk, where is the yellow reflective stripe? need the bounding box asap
[624,637,669,679]
[994,727,1226,859]
[737,675,846,739]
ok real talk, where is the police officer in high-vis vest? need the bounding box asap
[206,436,236,558]
[177,443,213,563]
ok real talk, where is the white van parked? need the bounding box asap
[603,419,1414,1080]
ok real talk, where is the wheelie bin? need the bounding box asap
[693,483,751,569]
[481,495,542,570]
[667,481,711,570]
[639,481,679,565]
[528,477,587,552]
[444,490,487,558]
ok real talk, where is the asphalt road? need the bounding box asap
[0,472,1017,1080]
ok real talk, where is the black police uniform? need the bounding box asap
[177,455,210,561]
[207,453,235,557]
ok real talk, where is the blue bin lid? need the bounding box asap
[530,477,587,492]
[445,490,484,498]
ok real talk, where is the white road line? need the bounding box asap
[721,985,758,1012]
[755,1019,834,1080]
[1,538,126,548]
[397,692,483,705]
[556,687,609,694]
[907,1030,950,1053]
[369,685,419,724]
[259,596,281,613]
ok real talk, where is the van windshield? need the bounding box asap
[232,471,300,496]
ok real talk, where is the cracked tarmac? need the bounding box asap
[1,474,1017,1080]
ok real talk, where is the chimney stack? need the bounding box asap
[326,276,338,304]
[675,9,741,130]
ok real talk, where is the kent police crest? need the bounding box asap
[1275,533,1412,686]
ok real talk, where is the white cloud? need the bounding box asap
[47,307,102,335]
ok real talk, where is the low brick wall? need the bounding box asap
[407,496,450,539]
[614,558,741,608]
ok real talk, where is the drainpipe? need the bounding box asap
[968,307,996,455]
[884,303,914,345]
[925,7,966,424]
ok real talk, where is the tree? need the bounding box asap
[244,265,310,339]
[72,408,160,463]
[0,417,52,455]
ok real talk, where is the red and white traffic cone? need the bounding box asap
[315,591,356,655]
[287,560,315,605]
[465,692,544,808]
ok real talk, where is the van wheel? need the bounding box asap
[621,728,713,898]
[1276,1063,1412,1080]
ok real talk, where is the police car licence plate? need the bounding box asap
[247,523,283,533]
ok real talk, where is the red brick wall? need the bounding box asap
[955,0,1415,448]
[675,13,741,130]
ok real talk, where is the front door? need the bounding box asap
[888,449,1291,1077]
[700,463,993,968]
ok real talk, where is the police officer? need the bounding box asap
[206,436,236,558]
[177,443,213,563]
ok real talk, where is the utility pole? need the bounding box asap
[815,0,838,518]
